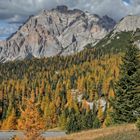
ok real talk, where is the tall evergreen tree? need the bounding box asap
[111,44,140,123]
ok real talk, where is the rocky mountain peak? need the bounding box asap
[0,6,116,62]
[55,5,68,12]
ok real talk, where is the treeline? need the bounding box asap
[0,40,123,82]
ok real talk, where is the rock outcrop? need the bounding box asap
[0,6,116,62]
[114,15,140,32]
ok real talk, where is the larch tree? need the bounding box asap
[97,100,104,123]
[17,92,45,140]
[5,108,17,130]
[1,108,17,130]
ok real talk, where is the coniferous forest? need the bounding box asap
[1,1,140,139]
[0,33,140,136]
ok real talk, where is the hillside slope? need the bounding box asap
[47,124,139,140]
[88,15,140,53]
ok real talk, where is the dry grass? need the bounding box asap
[47,124,139,140]
[47,127,62,132]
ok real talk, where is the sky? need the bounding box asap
[0,0,139,40]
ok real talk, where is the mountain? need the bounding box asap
[114,15,140,32]
[91,15,140,54]
[0,5,115,62]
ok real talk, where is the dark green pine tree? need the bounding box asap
[66,113,81,133]
[111,44,140,123]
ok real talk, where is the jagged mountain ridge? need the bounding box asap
[0,5,116,62]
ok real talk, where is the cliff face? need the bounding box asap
[0,6,116,62]
[114,15,140,32]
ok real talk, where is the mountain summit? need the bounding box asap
[0,6,115,62]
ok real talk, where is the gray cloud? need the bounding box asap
[0,0,138,22]
[0,21,21,40]
[1,0,140,40]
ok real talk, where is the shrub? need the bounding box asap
[93,117,101,129]
[136,118,140,131]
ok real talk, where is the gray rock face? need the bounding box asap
[114,15,140,32]
[0,6,116,62]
